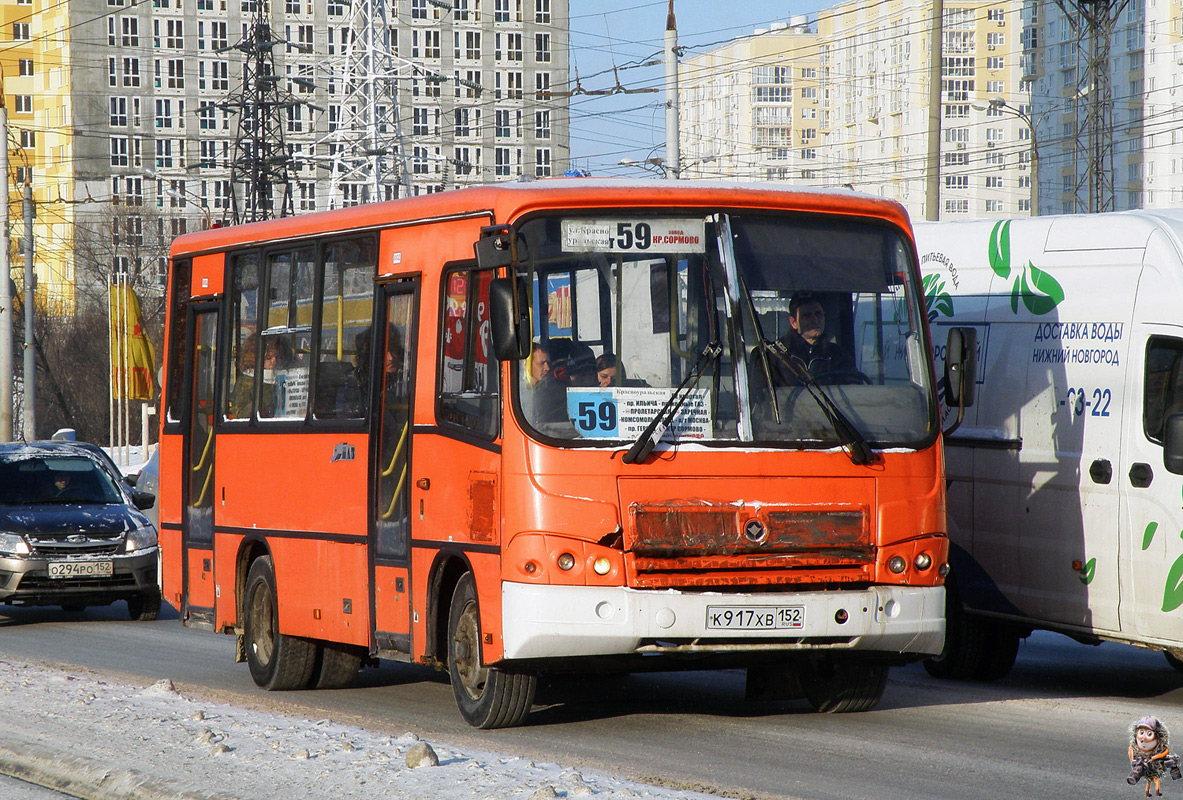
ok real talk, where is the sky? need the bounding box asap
[0,657,721,800]
[566,1,821,176]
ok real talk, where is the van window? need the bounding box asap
[1144,336,1183,444]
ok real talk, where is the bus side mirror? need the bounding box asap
[1164,413,1183,475]
[474,225,514,269]
[489,277,530,361]
[943,327,977,409]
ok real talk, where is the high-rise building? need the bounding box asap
[2,0,569,314]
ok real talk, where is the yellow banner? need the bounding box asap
[110,285,156,400]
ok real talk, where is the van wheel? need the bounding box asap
[309,642,364,690]
[127,588,162,621]
[244,556,316,690]
[801,657,888,713]
[973,620,1020,681]
[1166,651,1183,672]
[925,610,1018,681]
[447,573,536,728]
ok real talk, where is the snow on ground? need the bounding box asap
[0,659,718,800]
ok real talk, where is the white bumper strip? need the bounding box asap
[501,583,945,660]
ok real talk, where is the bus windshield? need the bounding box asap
[514,211,937,450]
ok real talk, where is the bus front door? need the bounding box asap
[371,283,418,653]
[183,306,218,629]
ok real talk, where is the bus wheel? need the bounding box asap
[244,556,316,691]
[972,620,1020,681]
[801,657,888,713]
[309,642,363,690]
[127,588,162,621]
[447,573,536,729]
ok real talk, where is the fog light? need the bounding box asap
[887,555,907,574]
[914,552,932,571]
[524,561,538,574]
[556,552,575,571]
[592,557,611,575]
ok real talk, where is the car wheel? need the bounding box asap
[243,556,316,690]
[801,656,888,713]
[309,642,364,690]
[127,588,162,621]
[447,573,536,729]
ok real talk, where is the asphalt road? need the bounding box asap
[0,601,1179,800]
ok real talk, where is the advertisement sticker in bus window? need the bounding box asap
[565,387,713,440]
[560,219,707,254]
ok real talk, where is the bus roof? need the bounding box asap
[169,180,914,258]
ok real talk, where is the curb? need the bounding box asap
[0,738,233,800]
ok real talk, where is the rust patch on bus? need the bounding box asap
[468,473,497,543]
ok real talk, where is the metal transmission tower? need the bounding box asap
[220,3,308,223]
[1057,0,1129,212]
[321,0,412,208]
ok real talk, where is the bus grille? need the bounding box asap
[626,504,873,588]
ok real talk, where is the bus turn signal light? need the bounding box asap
[556,553,575,571]
[593,557,611,575]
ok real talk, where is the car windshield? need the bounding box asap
[513,211,937,451]
[0,455,125,505]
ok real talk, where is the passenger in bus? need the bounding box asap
[228,335,287,419]
[525,342,550,387]
[533,339,597,424]
[769,291,855,384]
[595,353,624,387]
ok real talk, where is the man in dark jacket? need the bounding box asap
[770,291,855,384]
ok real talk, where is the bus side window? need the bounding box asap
[312,237,376,420]
[438,267,499,438]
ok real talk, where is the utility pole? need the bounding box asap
[924,0,943,220]
[22,181,33,441]
[0,80,12,443]
[664,0,681,179]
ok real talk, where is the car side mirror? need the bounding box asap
[489,277,530,361]
[943,327,977,409]
[1164,413,1183,475]
[131,490,156,511]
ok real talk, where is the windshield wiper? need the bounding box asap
[763,343,876,466]
[622,342,722,464]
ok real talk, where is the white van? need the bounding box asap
[914,210,1183,679]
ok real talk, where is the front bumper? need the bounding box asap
[502,582,944,660]
[0,548,159,607]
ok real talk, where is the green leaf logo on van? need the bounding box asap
[922,274,954,322]
[989,221,1066,317]
[1164,553,1183,612]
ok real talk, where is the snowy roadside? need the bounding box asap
[0,659,721,800]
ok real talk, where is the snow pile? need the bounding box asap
[0,660,711,800]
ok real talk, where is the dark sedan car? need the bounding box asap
[0,442,161,619]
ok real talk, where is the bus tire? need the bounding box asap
[447,573,536,729]
[127,588,162,621]
[923,583,985,680]
[244,556,316,691]
[801,657,888,713]
[310,642,363,690]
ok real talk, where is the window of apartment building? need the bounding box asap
[535,110,550,139]
[13,23,30,41]
[111,97,129,126]
[19,130,35,149]
[285,0,300,13]
[986,151,1004,166]
[506,71,522,99]
[535,147,551,177]
[109,17,117,46]
[455,69,481,98]
[123,57,141,87]
[801,67,817,79]
[424,30,441,59]
[413,107,429,136]
[454,107,473,137]
[212,61,229,91]
[535,33,551,62]
[328,0,344,15]
[453,0,472,22]
[945,175,969,190]
[298,182,315,212]
[942,76,973,102]
[800,147,816,160]
[14,167,32,185]
[122,17,139,46]
[986,200,1004,212]
[801,86,818,101]
[986,126,1004,143]
[945,127,969,144]
[412,0,427,19]
[155,98,174,127]
[453,147,473,175]
[945,152,969,166]
[506,32,522,61]
[987,57,1004,70]
[801,108,817,119]
[211,20,227,49]
[535,72,550,100]
[536,0,550,23]
[167,59,185,89]
[800,128,817,143]
[987,8,1005,22]
[495,147,511,177]
[18,59,33,77]
[111,136,130,166]
[1018,199,1031,213]
[495,109,511,137]
[945,199,969,214]
[986,176,1003,188]
[944,104,969,119]
[987,80,1005,93]
[199,139,218,167]
[413,146,429,175]
[110,58,119,87]
[986,33,1005,47]
[1019,175,1031,188]
[460,30,480,60]
[286,104,304,133]
[14,96,32,114]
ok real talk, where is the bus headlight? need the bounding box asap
[913,552,933,571]
[0,532,30,557]
[556,552,575,571]
[124,525,158,554]
[592,557,611,575]
[887,555,907,574]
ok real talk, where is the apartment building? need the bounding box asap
[3,0,569,314]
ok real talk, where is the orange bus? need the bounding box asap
[158,181,969,728]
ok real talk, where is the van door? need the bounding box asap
[182,305,218,629]
[1121,320,1183,645]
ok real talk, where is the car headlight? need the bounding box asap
[124,525,158,554]
[0,532,30,557]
